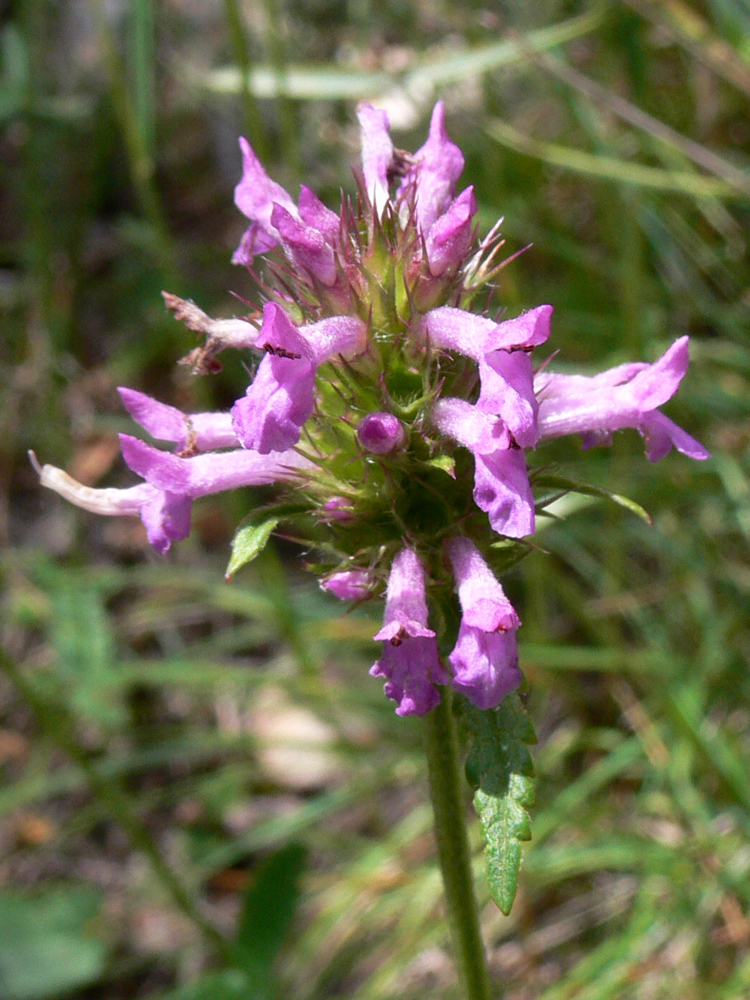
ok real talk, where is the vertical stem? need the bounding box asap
[423,689,493,1000]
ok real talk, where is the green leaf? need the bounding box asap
[226,519,280,581]
[0,888,106,1000]
[533,473,653,524]
[463,693,536,915]
[232,843,308,998]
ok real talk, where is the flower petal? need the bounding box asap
[271,203,338,287]
[119,435,307,495]
[639,410,710,462]
[356,103,393,214]
[537,337,709,460]
[320,569,372,600]
[424,186,477,277]
[446,536,520,632]
[233,137,298,260]
[406,102,464,233]
[473,448,535,538]
[478,351,539,448]
[370,548,450,716]
[431,397,511,454]
[298,185,340,242]
[422,304,552,362]
[118,389,239,451]
[449,624,521,710]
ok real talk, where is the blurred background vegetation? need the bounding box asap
[2,0,750,996]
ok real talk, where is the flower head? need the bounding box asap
[37,101,708,716]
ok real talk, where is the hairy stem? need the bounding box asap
[423,689,493,1000]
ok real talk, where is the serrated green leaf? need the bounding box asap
[463,693,536,915]
[226,519,280,581]
[533,473,652,524]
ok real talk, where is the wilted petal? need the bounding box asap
[271,203,338,287]
[370,548,450,716]
[120,434,308,495]
[233,137,298,260]
[320,569,372,600]
[357,103,393,214]
[424,187,477,276]
[37,463,191,555]
[478,351,539,448]
[537,336,709,460]
[406,102,464,234]
[473,447,535,538]
[118,389,239,452]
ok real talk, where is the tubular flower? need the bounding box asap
[37,101,709,715]
[370,548,451,716]
[446,537,522,710]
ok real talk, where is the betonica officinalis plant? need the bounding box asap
[34,102,709,999]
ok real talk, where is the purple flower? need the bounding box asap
[233,137,298,261]
[421,303,552,361]
[231,303,366,453]
[371,548,450,716]
[36,463,192,556]
[536,336,710,461]
[431,398,535,538]
[320,569,372,600]
[400,102,465,234]
[446,537,522,709]
[271,203,339,288]
[119,434,309,496]
[473,448,535,539]
[356,103,393,215]
[424,187,477,278]
[118,389,239,452]
[357,412,405,454]
[38,99,710,726]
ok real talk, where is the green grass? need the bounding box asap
[2,0,750,996]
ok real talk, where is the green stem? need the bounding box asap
[0,646,230,960]
[423,689,493,1000]
[222,0,269,160]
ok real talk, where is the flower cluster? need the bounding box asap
[37,103,709,716]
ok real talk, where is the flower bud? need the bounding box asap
[357,412,404,455]
[320,569,372,600]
